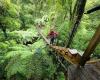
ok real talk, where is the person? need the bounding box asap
[47,28,58,44]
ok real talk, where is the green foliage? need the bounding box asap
[5,41,55,79]
[57,72,65,80]
[0,0,99,80]
[0,0,21,41]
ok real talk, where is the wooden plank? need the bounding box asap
[85,65,100,80]
[95,61,100,69]
[68,65,81,80]
[86,59,100,64]
[86,62,100,80]
[68,61,100,80]
[80,66,95,80]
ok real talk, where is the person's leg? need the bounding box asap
[54,37,57,44]
[50,38,52,44]
[50,37,54,44]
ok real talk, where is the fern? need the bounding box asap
[5,39,55,79]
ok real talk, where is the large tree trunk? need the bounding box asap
[66,0,87,47]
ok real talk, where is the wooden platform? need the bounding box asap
[68,61,100,80]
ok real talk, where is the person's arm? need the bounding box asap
[55,32,58,35]
[85,5,100,14]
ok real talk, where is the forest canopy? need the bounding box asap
[0,0,100,80]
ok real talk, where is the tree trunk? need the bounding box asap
[79,25,100,66]
[66,0,87,47]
